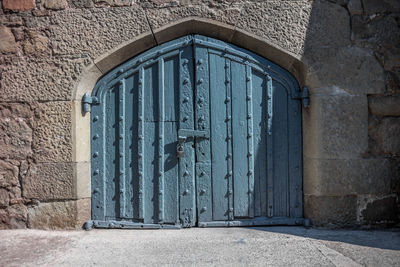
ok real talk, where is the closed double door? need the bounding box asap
[91,35,304,228]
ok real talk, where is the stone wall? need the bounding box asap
[0,0,398,229]
[303,0,400,227]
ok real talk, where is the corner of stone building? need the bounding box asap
[301,0,400,228]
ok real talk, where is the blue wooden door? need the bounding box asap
[89,35,304,229]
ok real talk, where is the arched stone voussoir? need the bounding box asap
[74,18,308,102]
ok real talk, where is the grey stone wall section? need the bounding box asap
[302,0,400,226]
[0,0,398,229]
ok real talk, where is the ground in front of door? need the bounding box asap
[1,227,399,266]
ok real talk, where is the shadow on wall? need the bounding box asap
[300,0,400,227]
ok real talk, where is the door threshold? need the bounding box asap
[85,217,310,230]
[84,220,182,230]
[198,217,310,227]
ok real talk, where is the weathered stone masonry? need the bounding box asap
[0,0,399,229]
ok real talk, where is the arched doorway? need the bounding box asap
[88,35,304,229]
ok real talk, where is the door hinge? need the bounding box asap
[294,87,310,108]
[82,92,99,113]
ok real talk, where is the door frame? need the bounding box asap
[71,19,310,230]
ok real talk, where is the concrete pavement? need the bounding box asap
[1,227,399,266]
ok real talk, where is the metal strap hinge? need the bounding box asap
[82,92,99,113]
[293,87,310,108]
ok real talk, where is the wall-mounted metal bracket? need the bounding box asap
[82,93,99,113]
[301,87,310,108]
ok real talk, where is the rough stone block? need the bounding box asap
[33,101,72,163]
[23,30,51,56]
[145,2,242,43]
[23,163,74,200]
[304,195,357,227]
[0,209,7,229]
[0,15,24,27]
[0,55,91,101]
[303,92,368,159]
[0,204,27,229]
[348,0,363,15]
[361,0,400,15]
[27,198,90,229]
[142,0,238,8]
[387,69,400,95]
[93,0,131,6]
[2,0,35,11]
[236,1,311,56]
[0,103,35,160]
[380,47,400,71]
[303,47,385,94]
[43,0,68,10]
[390,158,400,195]
[48,6,150,59]
[304,158,391,196]
[302,0,350,51]
[358,195,399,225]
[369,117,400,155]
[351,15,400,49]
[0,189,10,208]
[8,185,23,205]
[71,0,94,8]
[368,95,400,116]
[0,160,19,189]
[0,26,17,54]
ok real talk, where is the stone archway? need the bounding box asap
[72,18,308,224]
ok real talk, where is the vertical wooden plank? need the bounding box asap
[179,45,196,227]
[163,56,179,122]
[288,94,303,218]
[194,43,212,223]
[163,56,180,224]
[210,53,229,221]
[272,82,288,217]
[158,58,165,223]
[246,65,255,218]
[225,58,234,221]
[163,122,179,223]
[104,84,118,219]
[231,61,248,218]
[143,63,159,223]
[266,75,274,217]
[124,73,138,220]
[143,121,157,223]
[91,89,106,220]
[251,70,267,217]
[137,67,145,221]
[118,79,126,219]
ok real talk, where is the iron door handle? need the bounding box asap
[176,129,209,158]
[178,129,209,139]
